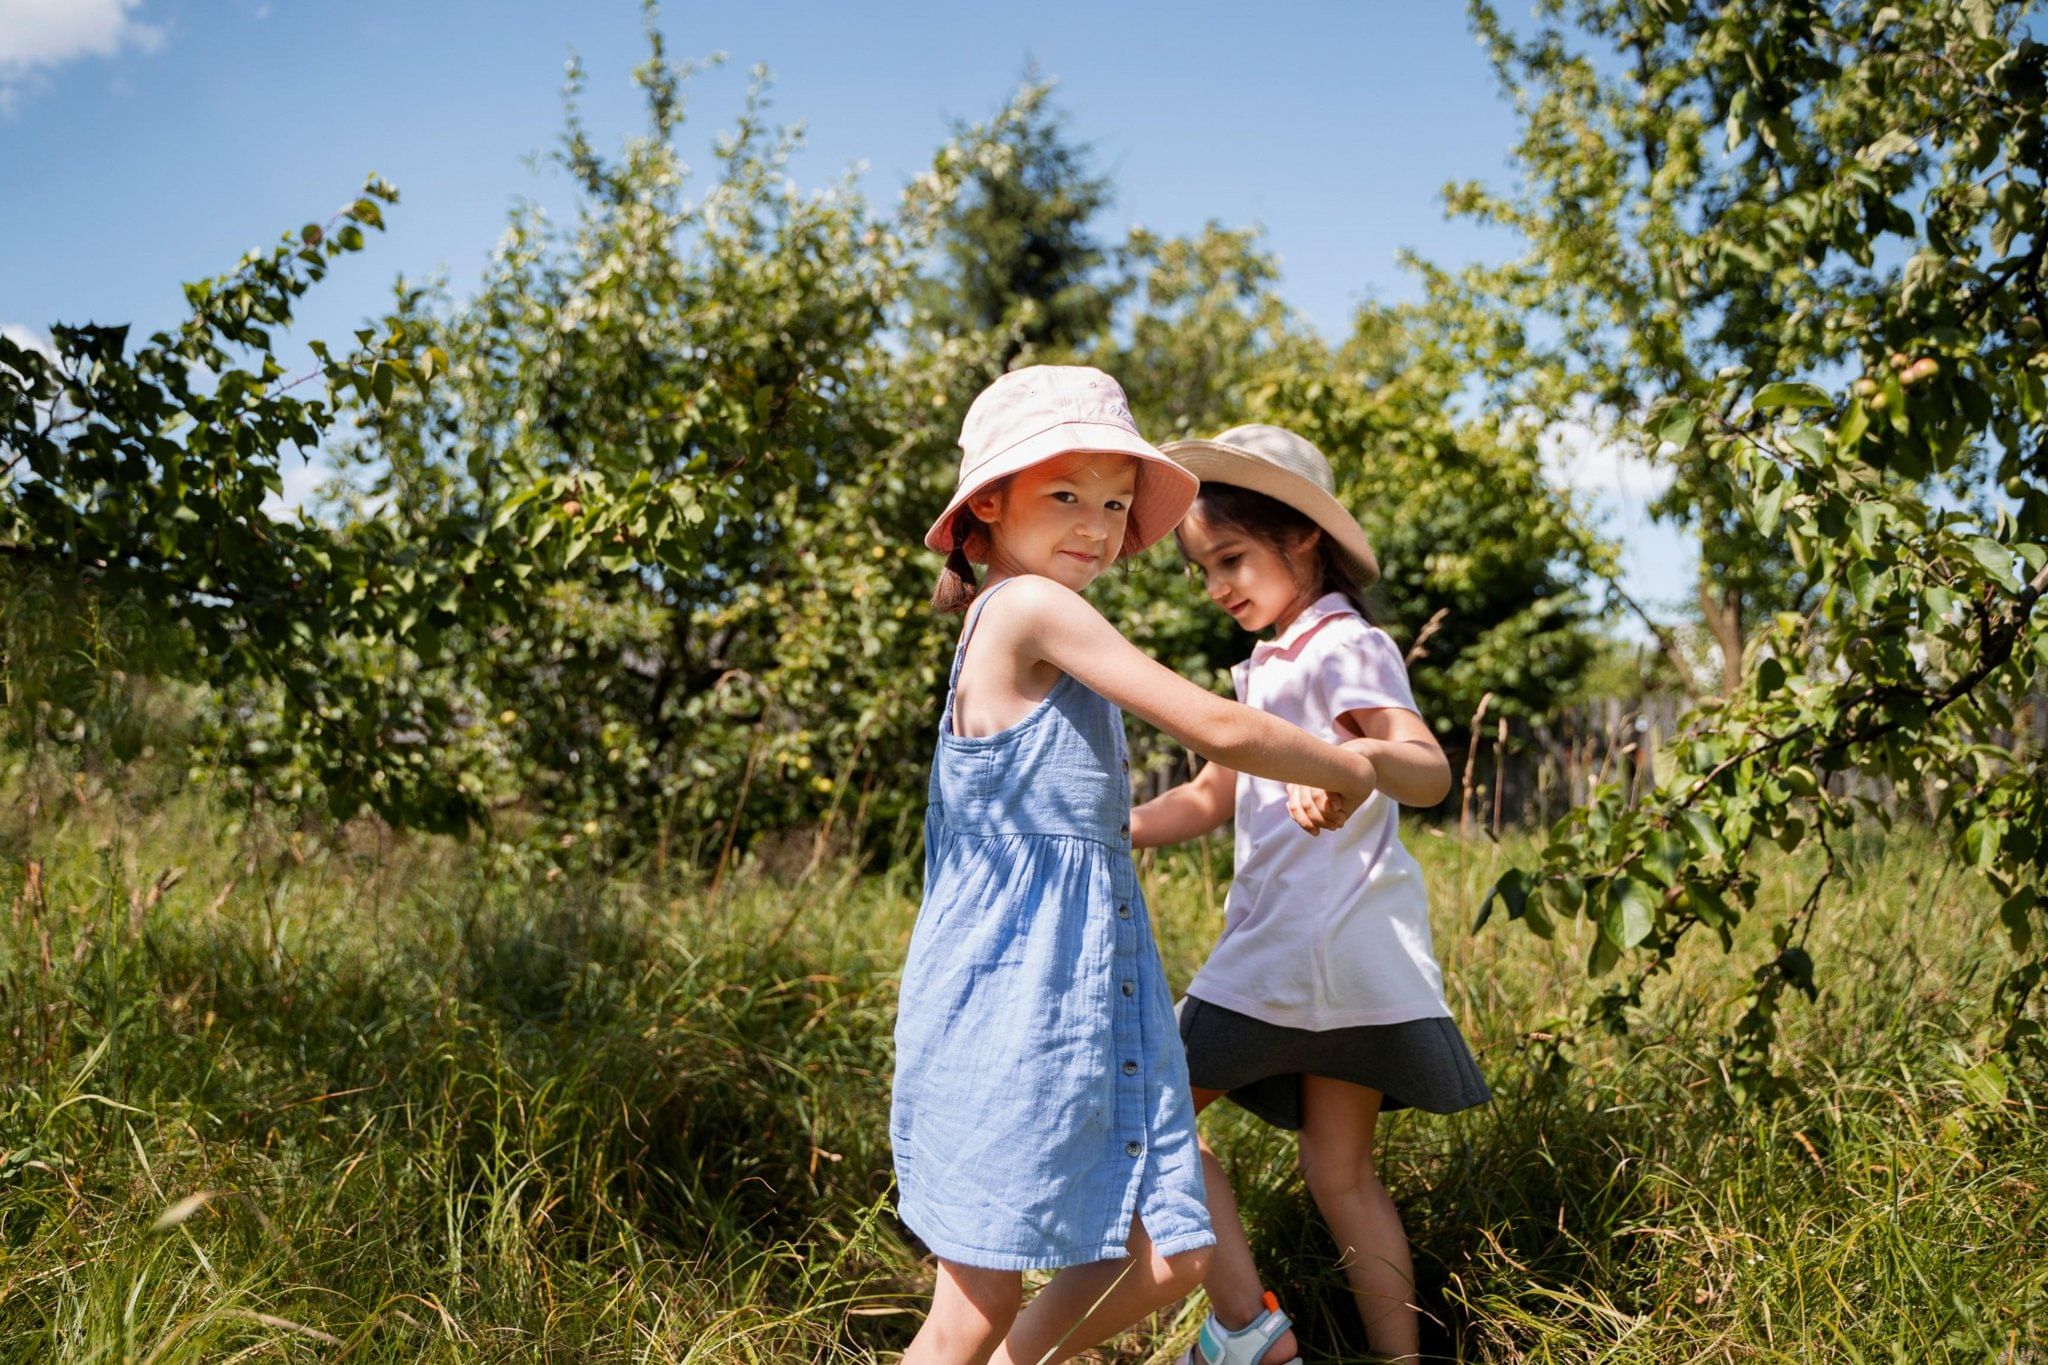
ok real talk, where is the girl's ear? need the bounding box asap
[966,485,1004,525]
[1288,526,1324,573]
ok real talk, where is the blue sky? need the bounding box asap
[0,0,1689,618]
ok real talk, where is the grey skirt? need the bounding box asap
[1177,995,1491,1131]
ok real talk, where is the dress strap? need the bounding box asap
[949,575,1023,687]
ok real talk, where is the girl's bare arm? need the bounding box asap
[982,576,1378,805]
[1336,706,1451,807]
[1130,755,1236,848]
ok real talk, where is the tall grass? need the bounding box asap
[1,774,2041,1361]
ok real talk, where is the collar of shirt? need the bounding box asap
[1249,592,1357,666]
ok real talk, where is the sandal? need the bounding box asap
[1175,1292,1300,1365]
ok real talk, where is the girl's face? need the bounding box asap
[1178,508,1320,635]
[968,449,1138,592]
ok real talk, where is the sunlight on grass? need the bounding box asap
[1,778,2041,1360]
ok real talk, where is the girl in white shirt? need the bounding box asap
[1133,425,1491,1365]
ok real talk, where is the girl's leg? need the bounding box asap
[904,1261,1023,1365]
[1297,1075,1419,1363]
[992,1213,1213,1364]
[1189,1088,1301,1364]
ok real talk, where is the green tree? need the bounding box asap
[1097,225,1604,788]
[1461,0,2048,1092]
[318,31,1023,858]
[1,11,998,849]
[917,77,1126,365]
[0,181,514,830]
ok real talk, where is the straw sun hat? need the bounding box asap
[924,366,1199,560]
[1159,424,1380,586]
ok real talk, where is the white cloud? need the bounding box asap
[263,453,335,522]
[1526,402,1699,628]
[1539,415,1675,504]
[0,0,165,112]
[3,322,57,362]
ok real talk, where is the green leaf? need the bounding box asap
[1964,536,2022,592]
[1679,810,1726,858]
[1599,876,1658,949]
[1776,946,1817,1001]
[1755,478,1787,537]
[1836,399,1869,452]
[1656,402,1698,450]
[1474,868,1528,931]
[491,486,541,531]
[1999,887,2037,953]
[1588,929,1621,978]
[1785,427,1826,462]
[1687,883,1732,929]
[1965,817,2005,868]
[1754,382,1832,412]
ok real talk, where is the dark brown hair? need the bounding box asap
[930,507,986,614]
[1173,481,1376,623]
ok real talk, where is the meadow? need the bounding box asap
[1,770,2042,1362]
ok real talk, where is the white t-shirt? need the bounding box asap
[1185,593,1451,1031]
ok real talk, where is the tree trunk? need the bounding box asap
[1698,578,1744,696]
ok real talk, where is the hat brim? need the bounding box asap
[925,420,1199,561]
[1161,439,1381,586]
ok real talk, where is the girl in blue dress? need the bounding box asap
[892,367,1380,1365]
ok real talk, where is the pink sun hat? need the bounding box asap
[924,365,1199,560]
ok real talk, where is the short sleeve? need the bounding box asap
[1313,621,1419,720]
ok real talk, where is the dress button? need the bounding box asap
[1117,904,1131,920]
[1123,1060,1138,1075]
[1125,1140,1143,1157]
[1121,980,1135,997]
[1120,822,1130,838]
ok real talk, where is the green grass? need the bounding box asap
[1,773,2043,1361]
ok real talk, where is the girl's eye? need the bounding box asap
[1222,554,1240,568]
[1105,499,1127,512]
[1052,490,1078,503]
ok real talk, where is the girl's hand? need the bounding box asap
[1285,783,1351,836]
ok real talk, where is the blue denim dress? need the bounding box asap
[890,577,1214,1271]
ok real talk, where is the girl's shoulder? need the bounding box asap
[974,573,1094,621]
[962,574,1113,666]
[1303,613,1419,713]
[1299,608,1402,666]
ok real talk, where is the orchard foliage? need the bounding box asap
[0,181,513,829]
[8,1,2045,1083]
[1466,0,2048,1084]
[6,35,1604,853]
[0,25,1000,842]
[1091,226,1601,753]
